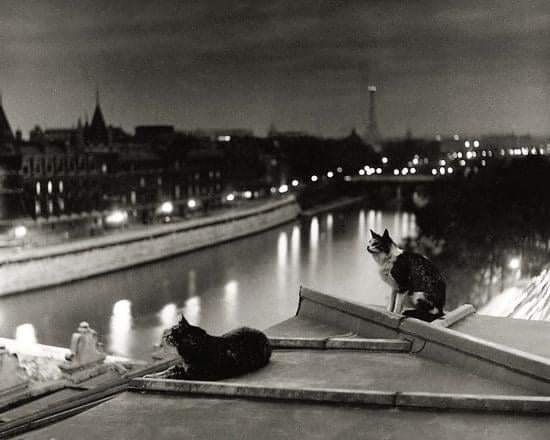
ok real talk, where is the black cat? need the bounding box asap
[160,315,272,380]
[367,229,446,322]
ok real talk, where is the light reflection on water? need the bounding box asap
[15,323,37,350]
[109,299,132,355]
[0,208,418,359]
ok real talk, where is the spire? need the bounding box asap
[0,92,14,144]
[89,89,109,145]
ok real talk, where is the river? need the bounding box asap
[0,207,417,359]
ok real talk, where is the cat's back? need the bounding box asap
[222,327,272,362]
[393,251,445,286]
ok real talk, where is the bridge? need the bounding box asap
[352,175,437,183]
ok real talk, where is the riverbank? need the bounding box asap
[0,196,300,296]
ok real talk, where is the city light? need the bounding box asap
[460,160,466,166]
[393,169,399,176]
[311,175,318,182]
[412,158,419,165]
[447,167,453,174]
[381,157,388,164]
[439,159,446,166]
[105,210,128,226]
[431,168,437,175]
[457,152,462,158]
[344,175,352,182]
[358,169,365,176]
[226,193,235,202]
[327,171,334,178]
[465,141,470,148]
[439,167,446,175]
[410,167,416,174]
[14,225,27,239]
[453,134,460,141]
[291,179,299,187]
[159,201,174,215]
[278,184,289,193]
[401,168,408,175]
[336,167,343,173]
[508,257,520,270]
[217,135,231,142]
[187,199,197,209]
[376,168,382,174]
[473,140,480,148]
[270,187,277,194]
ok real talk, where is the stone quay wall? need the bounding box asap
[0,196,300,296]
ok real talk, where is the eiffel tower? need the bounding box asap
[364,85,381,150]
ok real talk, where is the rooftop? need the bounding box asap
[3,287,550,439]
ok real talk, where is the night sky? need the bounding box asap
[2,1,550,138]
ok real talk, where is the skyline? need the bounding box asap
[2,1,550,138]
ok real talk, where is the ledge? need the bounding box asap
[269,336,411,352]
[130,378,550,414]
[433,304,476,328]
[299,287,402,330]
[298,287,550,386]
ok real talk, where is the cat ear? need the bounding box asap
[178,314,191,327]
[382,229,390,240]
[370,229,379,238]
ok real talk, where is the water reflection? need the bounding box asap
[15,323,37,350]
[277,232,288,269]
[309,217,320,273]
[326,214,333,232]
[183,296,201,326]
[290,225,300,266]
[158,303,178,327]
[109,299,132,355]
[0,208,425,358]
[309,217,319,250]
[376,211,383,232]
[187,270,197,297]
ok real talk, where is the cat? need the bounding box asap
[367,229,446,322]
[156,315,272,381]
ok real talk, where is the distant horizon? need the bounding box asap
[2,2,550,140]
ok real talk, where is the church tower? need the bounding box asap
[0,92,15,146]
[89,89,109,145]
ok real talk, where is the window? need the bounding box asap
[175,185,180,199]
[130,191,136,205]
[36,182,41,195]
[59,180,64,193]
[34,158,42,175]
[140,177,146,188]
[35,200,41,216]
[47,181,53,194]
[101,163,107,173]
